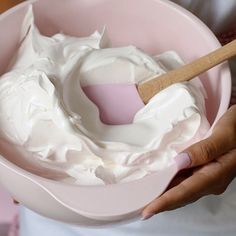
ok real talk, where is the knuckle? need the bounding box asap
[222,127,236,147]
[189,138,219,166]
[228,104,236,114]
[212,186,227,195]
[212,178,230,196]
[223,107,236,142]
[232,128,236,147]
[197,140,216,163]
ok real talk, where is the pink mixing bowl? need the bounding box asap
[0,0,231,227]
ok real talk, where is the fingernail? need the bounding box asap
[141,213,154,221]
[174,152,191,170]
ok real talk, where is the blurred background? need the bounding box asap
[0,0,24,13]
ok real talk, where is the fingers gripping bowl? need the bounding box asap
[0,0,231,227]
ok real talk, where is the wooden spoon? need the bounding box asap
[138,39,236,104]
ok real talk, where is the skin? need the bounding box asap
[142,104,236,219]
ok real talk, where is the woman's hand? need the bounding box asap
[142,105,236,220]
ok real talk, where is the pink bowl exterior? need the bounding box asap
[0,0,232,226]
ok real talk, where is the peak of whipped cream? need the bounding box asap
[0,6,210,185]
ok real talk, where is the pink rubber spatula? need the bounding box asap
[138,39,236,104]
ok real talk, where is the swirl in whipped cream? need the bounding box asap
[0,7,210,185]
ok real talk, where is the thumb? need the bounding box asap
[184,131,232,167]
[176,107,236,168]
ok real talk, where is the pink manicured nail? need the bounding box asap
[174,153,191,170]
[141,213,154,221]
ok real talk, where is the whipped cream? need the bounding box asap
[0,7,210,185]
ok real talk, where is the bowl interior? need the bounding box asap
[0,0,231,174]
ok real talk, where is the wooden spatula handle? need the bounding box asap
[138,39,236,104]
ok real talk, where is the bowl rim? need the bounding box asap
[0,0,232,187]
[0,0,232,218]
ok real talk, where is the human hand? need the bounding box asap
[142,105,236,220]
